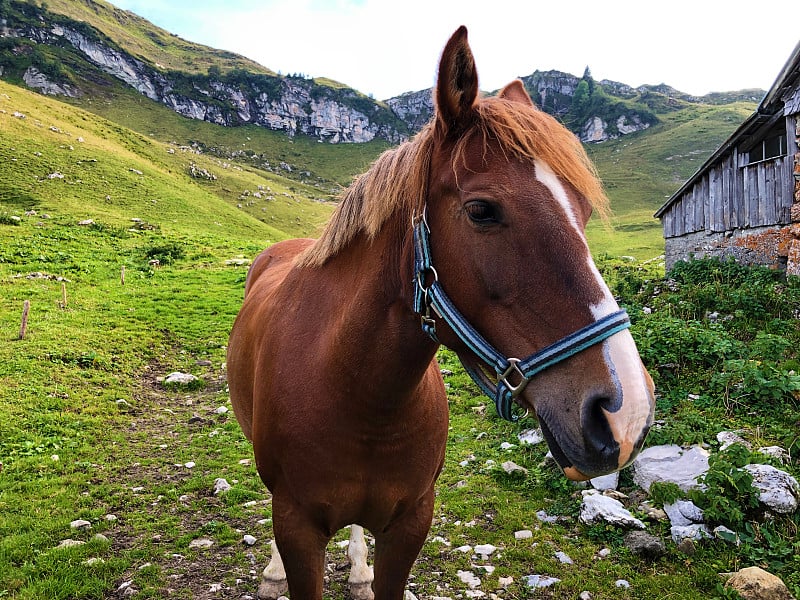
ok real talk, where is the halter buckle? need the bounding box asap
[499,358,529,398]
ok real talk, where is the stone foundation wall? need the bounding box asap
[788,119,800,276]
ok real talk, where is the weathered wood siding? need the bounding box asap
[662,152,793,238]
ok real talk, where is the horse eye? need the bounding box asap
[464,200,499,225]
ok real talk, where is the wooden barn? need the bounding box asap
[655,41,800,274]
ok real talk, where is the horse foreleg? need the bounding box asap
[371,495,434,600]
[348,524,375,600]
[270,504,328,600]
[257,540,288,600]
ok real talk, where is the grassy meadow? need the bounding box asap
[2,80,799,599]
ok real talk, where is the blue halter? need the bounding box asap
[412,211,631,422]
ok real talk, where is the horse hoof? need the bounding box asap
[349,582,375,600]
[257,578,288,600]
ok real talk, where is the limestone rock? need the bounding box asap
[579,490,645,529]
[632,444,710,492]
[744,464,799,513]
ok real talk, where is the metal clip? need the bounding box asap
[499,358,529,398]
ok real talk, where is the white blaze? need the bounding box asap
[535,159,653,464]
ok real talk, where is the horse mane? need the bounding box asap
[296,94,608,268]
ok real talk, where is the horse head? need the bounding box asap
[421,27,655,480]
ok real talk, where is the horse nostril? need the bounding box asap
[581,393,620,465]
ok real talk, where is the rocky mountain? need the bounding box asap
[1,0,765,146]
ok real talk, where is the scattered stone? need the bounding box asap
[554,551,573,564]
[615,580,631,589]
[638,501,668,521]
[83,557,104,566]
[473,544,496,558]
[105,514,117,522]
[664,499,704,527]
[56,539,85,549]
[457,570,481,589]
[524,574,560,588]
[671,524,712,544]
[514,529,532,540]
[535,509,559,523]
[579,592,592,600]
[724,566,795,600]
[214,405,228,415]
[518,428,544,445]
[501,461,527,475]
[758,446,790,463]
[624,531,666,559]
[70,519,91,530]
[184,461,196,469]
[632,444,710,492]
[213,478,232,495]
[243,535,257,546]
[498,575,514,588]
[596,548,612,559]
[744,464,799,513]
[93,533,109,544]
[499,442,515,450]
[590,472,619,491]
[717,431,751,451]
[163,372,199,386]
[404,591,418,600]
[579,490,645,529]
[189,537,214,549]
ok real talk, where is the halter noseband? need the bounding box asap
[412,210,631,422]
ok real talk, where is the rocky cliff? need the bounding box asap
[0,2,408,143]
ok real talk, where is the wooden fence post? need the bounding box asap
[19,300,30,340]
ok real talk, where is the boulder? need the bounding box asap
[724,566,796,600]
[579,490,645,529]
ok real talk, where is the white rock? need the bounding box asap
[663,500,704,527]
[473,544,496,557]
[455,545,473,553]
[457,570,481,589]
[518,428,544,445]
[105,514,117,521]
[524,574,560,588]
[615,580,631,588]
[430,536,451,546]
[214,405,229,414]
[404,591,418,600]
[70,519,91,529]
[184,461,196,469]
[670,524,712,543]
[56,539,86,549]
[83,557,104,566]
[164,372,198,385]
[243,535,257,546]
[717,431,750,451]
[580,490,645,529]
[501,461,527,475]
[213,478,232,495]
[498,576,514,588]
[189,537,214,549]
[464,592,485,598]
[514,529,533,540]
[632,444,710,492]
[596,547,611,558]
[499,442,516,450]
[744,463,799,513]
[713,525,740,545]
[535,510,559,523]
[590,472,619,491]
[758,446,790,462]
[554,551,573,564]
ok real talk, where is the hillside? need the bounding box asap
[1,0,763,259]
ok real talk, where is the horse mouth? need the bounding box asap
[537,417,591,481]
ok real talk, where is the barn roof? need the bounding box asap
[654,40,800,219]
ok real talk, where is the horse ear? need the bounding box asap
[435,26,478,137]
[499,80,534,106]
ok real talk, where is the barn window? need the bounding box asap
[748,127,787,163]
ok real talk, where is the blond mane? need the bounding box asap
[296,95,608,268]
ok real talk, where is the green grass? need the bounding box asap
[3,77,797,599]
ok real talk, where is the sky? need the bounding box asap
[107,0,799,101]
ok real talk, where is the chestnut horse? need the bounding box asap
[228,26,655,600]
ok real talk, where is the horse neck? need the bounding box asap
[320,219,439,406]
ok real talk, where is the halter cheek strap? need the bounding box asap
[412,211,631,422]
